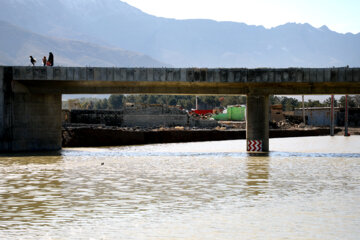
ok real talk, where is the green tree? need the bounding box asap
[148,95,158,104]
[169,97,177,106]
[354,95,360,107]
[197,96,220,109]
[280,97,299,111]
[109,94,124,109]
[323,97,338,107]
[67,99,81,110]
[178,98,194,110]
[270,95,281,105]
[94,100,102,109]
[101,98,109,109]
[306,99,322,108]
[125,95,136,103]
[82,101,94,110]
[339,96,356,108]
[94,98,108,109]
[221,96,246,106]
[140,95,149,103]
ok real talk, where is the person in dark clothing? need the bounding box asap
[48,52,54,66]
[43,56,47,67]
[42,56,47,66]
[29,56,36,66]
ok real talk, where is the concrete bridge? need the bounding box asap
[1,66,360,152]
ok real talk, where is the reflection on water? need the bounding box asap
[0,136,360,239]
[246,158,269,196]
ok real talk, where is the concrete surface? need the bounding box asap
[6,66,360,95]
[246,95,269,151]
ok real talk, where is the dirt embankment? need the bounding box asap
[62,126,344,147]
[335,127,360,136]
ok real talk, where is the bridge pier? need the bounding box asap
[246,94,269,152]
[0,68,62,152]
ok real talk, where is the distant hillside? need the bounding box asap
[0,0,359,67]
[0,20,167,67]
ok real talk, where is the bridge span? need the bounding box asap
[1,66,360,152]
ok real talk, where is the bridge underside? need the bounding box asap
[13,80,360,95]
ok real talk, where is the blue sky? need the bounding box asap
[122,0,360,34]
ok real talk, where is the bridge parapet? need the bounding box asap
[8,66,360,83]
[1,66,359,95]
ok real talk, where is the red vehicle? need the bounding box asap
[189,109,214,115]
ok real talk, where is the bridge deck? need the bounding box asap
[2,66,360,95]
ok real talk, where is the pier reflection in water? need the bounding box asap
[0,136,359,239]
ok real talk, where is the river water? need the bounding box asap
[0,136,360,240]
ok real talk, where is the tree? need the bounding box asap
[94,100,102,110]
[306,99,322,108]
[270,95,281,105]
[270,96,299,111]
[169,98,177,106]
[67,99,81,110]
[197,96,220,109]
[81,101,94,110]
[108,94,124,109]
[354,95,360,107]
[178,98,194,110]
[94,98,108,109]
[140,95,149,103]
[101,98,109,109]
[323,97,338,107]
[280,97,299,111]
[149,95,158,104]
[339,96,356,108]
[126,95,136,103]
[221,96,246,107]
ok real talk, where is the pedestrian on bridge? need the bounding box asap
[42,56,47,66]
[48,52,54,66]
[29,56,36,66]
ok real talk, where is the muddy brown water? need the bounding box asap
[1,136,360,239]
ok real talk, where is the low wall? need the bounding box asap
[122,114,188,128]
[63,109,219,129]
[62,127,340,147]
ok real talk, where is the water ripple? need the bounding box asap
[1,137,360,239]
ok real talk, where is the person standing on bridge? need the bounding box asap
[42,56,47,66]
[48,52,54,66]
[29,56,36,66]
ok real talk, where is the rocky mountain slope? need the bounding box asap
[0,0,359,67]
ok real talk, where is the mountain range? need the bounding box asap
[0,20,166,67]
[0,0,359,68]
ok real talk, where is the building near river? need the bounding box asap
[294,107,360,126]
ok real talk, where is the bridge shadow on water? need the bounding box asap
[57,148,360,159]
[1,145,359,159]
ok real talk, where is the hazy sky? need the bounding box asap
[121,0,360,34]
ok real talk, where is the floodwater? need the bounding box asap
[0,136,360,240]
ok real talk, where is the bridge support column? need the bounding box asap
[1,68,62,152]
[246,94,269,152]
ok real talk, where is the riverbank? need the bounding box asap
[62,126,344,147]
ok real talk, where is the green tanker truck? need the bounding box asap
[212,105,246,121]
